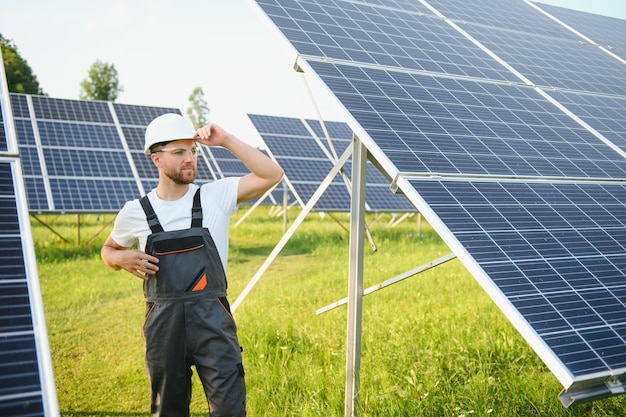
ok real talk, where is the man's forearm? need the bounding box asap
[222,134,283,182]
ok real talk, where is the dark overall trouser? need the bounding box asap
[140,192,245,417]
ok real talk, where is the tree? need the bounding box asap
[79,60,123,101]
[186,86,210,128]
[0,33,44,94]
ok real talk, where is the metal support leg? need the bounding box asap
[345,137,367,417]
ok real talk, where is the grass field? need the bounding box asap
[32,207,626,416]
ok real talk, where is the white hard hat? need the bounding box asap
[144,113,196,154]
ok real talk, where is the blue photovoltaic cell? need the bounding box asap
[132,152,158,179]
[253,0,626,400]
[49,178,140,212]
[0,161,47,416]
[0,122,5,152]
[31,95,113,123]
[113,102,180,126]
[36,121,121,148]
[120,125,146,151]
[548,91,626,153]
[250,114,312,137]
[23,177,49,212]
[409,179,626,378]
[44,149,133,177]
[301,183,352,211]
[8,97,48,211]
[19,147,43,177]
[536,2,626,60]
[308,60,626,178]
[9,93,29,118]
[306,118,352,141]
[14,118,37,146]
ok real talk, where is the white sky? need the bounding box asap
[1,0,625,146]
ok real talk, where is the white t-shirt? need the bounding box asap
[110,178,240,271]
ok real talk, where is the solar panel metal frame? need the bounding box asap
[248,0,626,410]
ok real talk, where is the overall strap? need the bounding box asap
[191,188,203,228]
[139,195,164,233]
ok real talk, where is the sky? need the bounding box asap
[1,0,625,146]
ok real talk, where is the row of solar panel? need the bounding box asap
[3,94,275,212]
[248,113,415,212]
[1,92,415,214]
[251,0,626,405]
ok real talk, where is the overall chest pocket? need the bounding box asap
[152,235,207,293]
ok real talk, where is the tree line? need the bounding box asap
[0,33,208,126]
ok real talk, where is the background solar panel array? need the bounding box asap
[252,0,626,403]
[8,93,274,213]
[248,113,415,212]
[1,95,57,415]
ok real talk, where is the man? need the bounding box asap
[101,113,283,417]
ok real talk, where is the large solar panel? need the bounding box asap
[248,113,415,212]
[9,94,224,213]
[0,70,59,416]
[251,0,626,407]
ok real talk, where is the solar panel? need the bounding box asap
[9,94,222,213]
[407,178,626,374]
[0,70,59,417]
[248,114,415,212]
[307,61,626,178]
[252,0,626,407]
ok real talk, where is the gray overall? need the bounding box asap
[140,189,245,417]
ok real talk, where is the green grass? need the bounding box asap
[32,208,626,416]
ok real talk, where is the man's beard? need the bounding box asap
[164,165,197,184]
